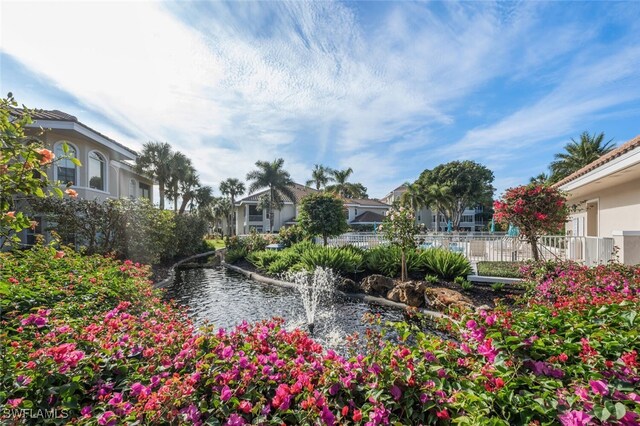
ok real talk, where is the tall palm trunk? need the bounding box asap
[269,187,275,232]
[159,182,165,210]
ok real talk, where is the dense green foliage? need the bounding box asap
[30,197,209,264]
[380,206,418,281]
[417,160,494,229]
[477,261,525,278]
[421,248,472,280]
[298,193,348,246]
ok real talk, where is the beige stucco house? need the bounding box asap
[19,109,153,202]
[234,183,391,234]
[556,134,640,265]
[14,109,153,245]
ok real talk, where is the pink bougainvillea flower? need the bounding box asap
[65,188,78,198]
[589,380,609,396]
[55,250,65,259]
[98,411,117,426]
[7,398,23,408]
[220,385,232,402]
[559,410,592,426]
[390,385,402,401]
[225,414,246,426]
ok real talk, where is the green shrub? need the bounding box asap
[168,213,210,260]
[476,261,525,278]
[225,246,248,264]
[453,276,466,285]
[298,246,364,274]
[491,282,505,292]
[365,246,425,278]
[420,248,471,280]
[247,250,282,270]
[278,224,307,247]
[461,280,474,291]
[289,240,317,255]
[266,251,302,275]
[425,274,439,284]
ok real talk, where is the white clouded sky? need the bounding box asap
[1,0,640,198]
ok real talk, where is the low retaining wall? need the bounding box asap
[222,262,446,319]
[466,274,525,291]
[154,250,222,289]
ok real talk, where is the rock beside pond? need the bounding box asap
[360,274,395,296]
[337,278,360,293]
[424,287,473,311]
[387,281,426,307]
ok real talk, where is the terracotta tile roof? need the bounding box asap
[12,108,139,156]
[554,134,640,187]
[344,198,390,207]
[238,183,318,204]
[352,211,386,223]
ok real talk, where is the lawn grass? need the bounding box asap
[476,261,525,278]
[204,238,226,250]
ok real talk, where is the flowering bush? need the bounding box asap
[2,244,639,425]
[493,184,569,260]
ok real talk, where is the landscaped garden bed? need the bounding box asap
[476,261,526,279]
[3,243,640,425]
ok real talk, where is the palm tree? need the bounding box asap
[400,182,427,217]
[246,158,295,233]
[327,167,353,197]
[423,184,454,232]
[210,197,232,236]
[190,185,214,212]
[166,152,193,212]
[529,173,550,185]
[135,142,173,209]
[219,178,246,235]
[550,131,615,182]
[177,171,201,214]
[306,164,334,190]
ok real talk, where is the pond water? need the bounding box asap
[163,267,404,349]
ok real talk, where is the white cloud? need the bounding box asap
[1,0,639,199]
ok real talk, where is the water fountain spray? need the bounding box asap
[286,267,336,335]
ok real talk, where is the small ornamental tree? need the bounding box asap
[493,184,568,261]
[298,193,348,246]
[380,206,418,281]
[1,93,78,248]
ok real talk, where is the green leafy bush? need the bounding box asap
[420,248,471,280]
[266,251,302,275]
[224,246,248,264]
[298,246,364,274]
[477,261,525,278]
[365,245,424,278]
[247,250,282,270]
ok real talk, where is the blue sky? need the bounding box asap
[1,1,640,198]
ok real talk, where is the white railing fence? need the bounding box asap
[320,233,616,266]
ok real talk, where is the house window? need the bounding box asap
[129,179,137,199]
[355,208,358,216]
[139,182,151,200]
[54,143,77,185]
[88,152,106,191]
[461,215,474,223]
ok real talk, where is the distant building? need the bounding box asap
[234,184,391,234]
[556,134,640,265]
[380,184,480,231]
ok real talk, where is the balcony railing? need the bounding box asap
[248,215,263,222]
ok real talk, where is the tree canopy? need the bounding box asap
[417,160,494,229]
[297,193,348,246]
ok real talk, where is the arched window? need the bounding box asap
[129,179,137,199]
[88,151,106,191]
[54,142,78,185]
